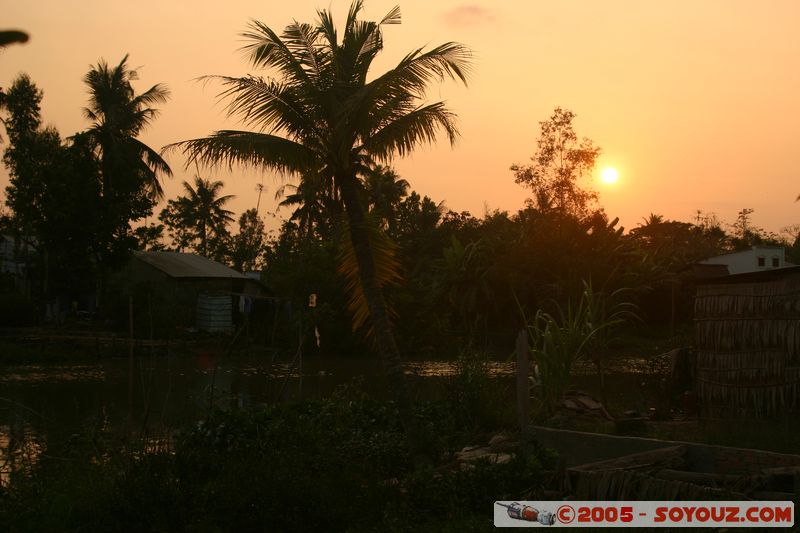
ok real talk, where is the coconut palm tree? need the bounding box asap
[364,165,409,234]
[179,176,236,256]
[168,1,471,449]
[83,54,172,207]
[275,171,342,239]
[640,213,664,227]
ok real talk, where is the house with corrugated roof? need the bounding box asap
[113,251,268,334]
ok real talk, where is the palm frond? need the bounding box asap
[316,7,338,48]
[207,75,317,138]
[376,42,472,97]
[182,179,197,197]
[357,4,401,58]
[241,20,311,86]
[164,131,315,175]
[132,138,173,178]
[282,22,323,79]
[342,42,470,134]
[273,183,296,202]
[345,0,365,36]
[130,138,172,200]
[360,102,458,160]
[379,5,402,26]
[351,6,401,78]
[131,83,170,109]
[337,215,402,336]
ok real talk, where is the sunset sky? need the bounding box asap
[3,0,799,236]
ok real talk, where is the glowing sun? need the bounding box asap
[601,167,619,185]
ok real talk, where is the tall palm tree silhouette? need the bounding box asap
[168,1,471,450]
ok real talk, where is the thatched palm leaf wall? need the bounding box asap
[694,272,800,417]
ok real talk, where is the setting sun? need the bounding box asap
[601,167,620,185]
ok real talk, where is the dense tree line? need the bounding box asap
[0,66,270,314]
[2,71,797,342]
[2,74,797,340]
[1,58,169,311]
[1,5,797,349]
[261,109,800,357]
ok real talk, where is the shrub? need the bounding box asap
[1,394,554,531]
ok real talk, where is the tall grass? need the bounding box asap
[443,350,507,439]
[523,280,638,416]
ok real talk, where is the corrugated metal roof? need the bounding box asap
[697,265,800,285]
[134,251,249,279]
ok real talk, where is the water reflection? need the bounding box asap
[0,420,44,487]
[0,365,106,383]
[0,354,515,482]
[404,361,514,377]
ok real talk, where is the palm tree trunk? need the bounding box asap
[338,176,427,461]
[200,222,207,256]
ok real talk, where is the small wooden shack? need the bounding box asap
[115,251,266,334]
[694,266,800,418]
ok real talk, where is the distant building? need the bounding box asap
[114,251,268,334]
[0,234,35,277]
[699,245,789,275]
[0,235,38,298]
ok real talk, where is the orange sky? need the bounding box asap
[3,0,799,237]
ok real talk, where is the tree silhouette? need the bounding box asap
[512,107,600,218]
[167,0,471,452]
[159,176,234,259]
[83,54,172,255]
[364,165,409,234]
[2,75,101,299]
[230,208,267,272]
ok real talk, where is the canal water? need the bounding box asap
[6,352,795,483]
[0,353,516,484]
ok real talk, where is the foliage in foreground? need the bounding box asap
[0,393,554,532]
[524,281,638,416]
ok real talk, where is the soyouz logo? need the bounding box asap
[494,501,795,528]
[495,502,555,525]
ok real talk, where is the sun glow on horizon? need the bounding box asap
[601,167,620,185]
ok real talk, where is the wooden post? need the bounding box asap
[516,329,530,433]
[129,295,134,356]
[670,279,677,335]
[298,313,303,398]
[270,298,280,347]
[148,290,154,355]
[128,295,134,418]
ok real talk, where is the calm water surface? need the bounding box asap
[0,353,515,483]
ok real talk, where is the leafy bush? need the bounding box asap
[1,393,554,531]
[443,351,508,438]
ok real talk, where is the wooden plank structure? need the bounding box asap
[566,445,800,501]
[694,266,800,418]
[532,426,800,500]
